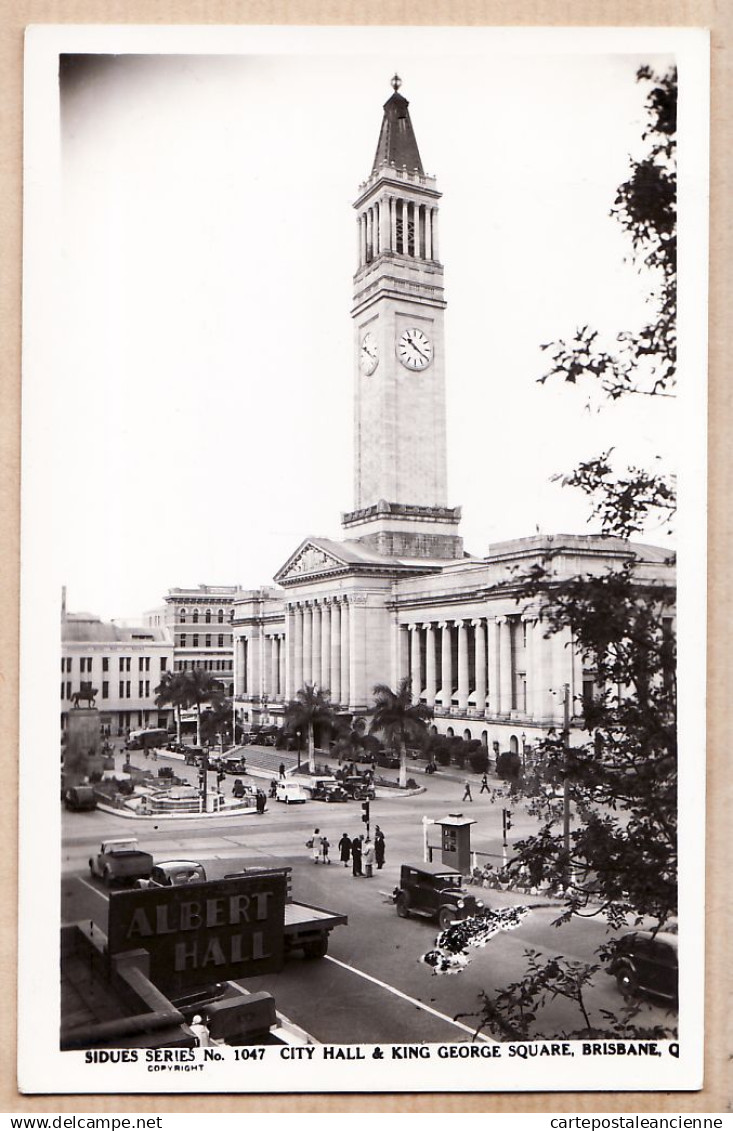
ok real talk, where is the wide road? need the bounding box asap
[62,763,676,1045]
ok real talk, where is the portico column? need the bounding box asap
[524,617,536,719]
[330,602,341,704]
[311,604,322,689]
[489,618,502,714]
[302,605,313,686]
[499,618,513,714]
[292,606,303,695]
[340,600,350,706]
[398,624,410,682]
[457,620,469,711]
[278,634,286,699]
[320,602,331,692]
[439,621,452,708]
[473,618,487,713]
[409,625,421,700]
[269,636,278,699]
[425,623,437,707]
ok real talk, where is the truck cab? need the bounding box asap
[394,862,485,930]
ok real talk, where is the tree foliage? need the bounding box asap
[470,67,678,1042]
[284,683,336,773]
[370,677,433,788]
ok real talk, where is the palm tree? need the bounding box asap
[154,670,189,744]
[200,697,234,753]
[181,668,225,748]
[370,677,433,788]
[284,683,335,774]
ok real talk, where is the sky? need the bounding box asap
[29,28,689,621]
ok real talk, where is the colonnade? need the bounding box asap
[357,195,439,266]
[399,615,579,721]
[285,598,352,705]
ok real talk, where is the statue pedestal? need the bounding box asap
[64,709,101,786]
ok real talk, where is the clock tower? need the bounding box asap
[342,77,463,560]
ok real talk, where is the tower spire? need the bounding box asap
[371,77,424,175]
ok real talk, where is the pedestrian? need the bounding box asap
[463,779,473,802]
[311,829,322,864]
[338,832,351,867]
[278,761,286,779]
[480,772,490,794]
[256,788,267,814]
[362,838,375,878]
[189,1014,212,1047]
[320,833,331,865]
[351,834,363,876]
[374,825,386,869]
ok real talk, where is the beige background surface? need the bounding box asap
[1,0,729,1115]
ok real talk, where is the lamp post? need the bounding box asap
[296,729,302,770]
[521,731,527,770]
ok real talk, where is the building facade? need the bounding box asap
[228,79,675,750]
[61,605,174,737]
[161,585,242,696]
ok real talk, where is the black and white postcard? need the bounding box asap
[19,24,708,1095]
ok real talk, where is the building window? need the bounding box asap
[66,681,71,699]
[102,682,109,699]
[126,681,131,698]
[193,634,199,648]
[193,610,199,624]
[119,680,124,698]
[218,609,224,624]
[139,657,144,671]
[161,656,168,671]
[218,634,224,648]
[179,608,187,623]
[60,681,64,699]
[205,610,212,624]
[102,657,109,672]
[139,680,144,698]
[205,634,211,647]
[145,681,150,698]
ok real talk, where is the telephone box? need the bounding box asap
[438,813,476,873]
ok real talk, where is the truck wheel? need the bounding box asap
[438,907,455,931]
[396,893,410,918]
[616,967,639,999]
[303,937,328,959]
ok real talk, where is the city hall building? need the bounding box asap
[230,79,675,752]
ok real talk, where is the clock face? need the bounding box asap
[397,327,433,371]
[360,331,379,375]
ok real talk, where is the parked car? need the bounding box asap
[183,745,207,765]
[376,751,400,769]
[275,781,308,805]
[63,785,97,812]
[309,777,348,803]
[135,860,207,889]
[218,755,249,775]
[393,862,486,930]
[340,776,376,801]
[609,929,678,1003]
[89,838,154,887]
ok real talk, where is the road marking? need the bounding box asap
[76,877,109,902]
[324,955,494,1042]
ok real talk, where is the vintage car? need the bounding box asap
[218,754,249,775]
[183,745,207,765]
[275,780,308,805]
[63,785,97,812]
[609,929,678,1002]
[135,860,207,889]
[339,776,376,801]
[393,862,486,930]
[309,777,348,803]
[88,838,154,887]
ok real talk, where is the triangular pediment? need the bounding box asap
[274,540,350,584]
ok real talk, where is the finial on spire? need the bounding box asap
[391,73,402,92]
